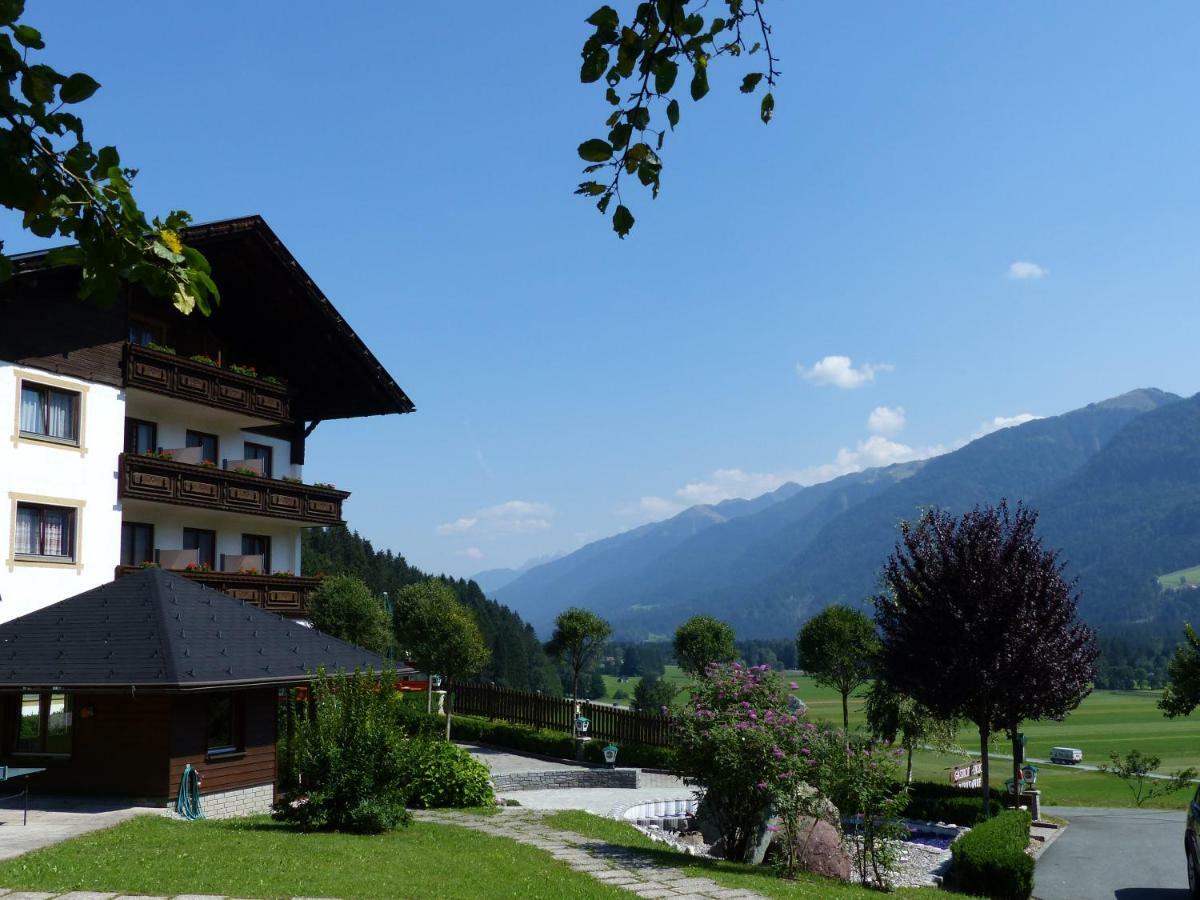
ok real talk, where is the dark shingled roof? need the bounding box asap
[0,569,410,691]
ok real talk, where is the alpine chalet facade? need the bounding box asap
[0,216,413,623]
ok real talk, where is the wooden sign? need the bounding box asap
[950,761,983,789]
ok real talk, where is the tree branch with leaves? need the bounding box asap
[0,1,216,313]
[575,1,779,237]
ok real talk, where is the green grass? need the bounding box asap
[1157,563,1200,590]
[781,673,1200,809]
[543,811,961,899]
[0,815,628,899]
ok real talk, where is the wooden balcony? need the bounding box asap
[115,565,320,617]
[119,452,349,526]
[124,342,293,423]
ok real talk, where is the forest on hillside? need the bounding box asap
[303,527,562,695]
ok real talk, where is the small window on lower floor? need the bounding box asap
[14,503,76,561]
[13,692,71,755]
[206,692,240,755]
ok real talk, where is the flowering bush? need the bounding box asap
[674,662,833,861]
[821,739,908,888]
[189,353,217,366]
[183,561,212,573]
[228,363,258,378]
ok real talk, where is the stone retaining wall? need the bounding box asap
[167,782,274,819]
[492,768,639,791]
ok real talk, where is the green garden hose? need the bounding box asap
[176,764,204,820]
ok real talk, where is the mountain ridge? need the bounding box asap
[493,388,1187,639]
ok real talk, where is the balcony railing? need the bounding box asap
[124,342,293,423]
[115,565,320,616]
[118,452,349,526]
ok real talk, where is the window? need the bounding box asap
[13,692,71,755]
[15,503,75,560]
[19,382,79,445]
[206,693,240,755]
[120,522,155,566]
[241,534,271,572]
[185,430,219,464]
[182,528,216,569]
[243,442,273,478]
[125,418,157,455]
[129,321,160,347]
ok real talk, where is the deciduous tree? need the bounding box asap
[797,605,878,733]
[1159,624,1200,718]
[545,608,612,735]
[307,575,391,655]
[575,1,779,237]
[394,579,491,732]
[875,501,1098,818]
[673,615,736,677]
[863,680,958,784]
[0,3,215,311]
[632,673,676,715]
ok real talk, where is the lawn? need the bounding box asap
[543,810,962,899]
[785,673,1200,809]
[0,815,629,899]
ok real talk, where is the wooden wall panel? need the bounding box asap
[0,692,171,799]
[168,688,277,798]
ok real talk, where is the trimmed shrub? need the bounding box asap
[392,698,674,769]
[904,780,1003,825]
[950,809,1034,899]
[581,738,674,770]
[400,739,495,809]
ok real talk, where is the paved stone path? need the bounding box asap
[415,808,765,899]
[0,798,165,862]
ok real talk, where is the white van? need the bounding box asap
[1050,746,1083,765]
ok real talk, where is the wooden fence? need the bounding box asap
[449,681,674,747]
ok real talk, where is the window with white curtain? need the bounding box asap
[19,382,80,444]
[14,503,75,560]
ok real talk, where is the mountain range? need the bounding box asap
[488,388,1200,639]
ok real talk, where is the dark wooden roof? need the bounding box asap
[0,569,410,691]
[1,215,415,421]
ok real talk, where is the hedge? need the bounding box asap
[903,780,1003,825]
[393,696,674,770]
[950,809,1034,899]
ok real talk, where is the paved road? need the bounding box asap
[1035,806,1190,900]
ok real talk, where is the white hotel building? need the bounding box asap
[0,216,413,624]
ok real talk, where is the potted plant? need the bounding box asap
[228,363,258,378]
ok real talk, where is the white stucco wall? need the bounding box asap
[0,361,126,623]
[125,388,299,479]
[120,501,303,574]
[0,370,310,624]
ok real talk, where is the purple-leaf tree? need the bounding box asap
[874,501,1098,819]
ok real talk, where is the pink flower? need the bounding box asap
[766,824,779,833]
[789,682,799,690]
[772,746,785,759]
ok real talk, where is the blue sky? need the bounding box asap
[9,3,1200,577]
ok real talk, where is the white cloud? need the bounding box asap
[970,413,1041,441]
[1007,261,1047,280]
[436,500,555,536]
[675,469,795,506]
[867,405,906,435]
[458,546,485,560]
[797,355,893,389]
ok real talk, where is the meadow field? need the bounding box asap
[600,666,1200,808]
